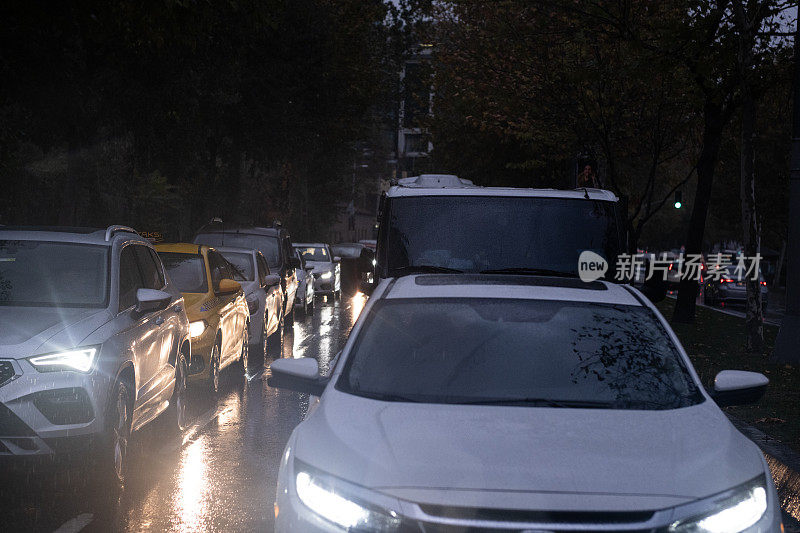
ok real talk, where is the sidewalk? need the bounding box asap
[728,416,800,530]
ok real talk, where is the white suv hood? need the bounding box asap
[294,390,765,511]
[0,306,107,358]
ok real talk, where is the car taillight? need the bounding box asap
[720,278,734,283]
[761,281,767,286]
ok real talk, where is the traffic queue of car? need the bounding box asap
[0,222,351,485]
[268,174,784,533]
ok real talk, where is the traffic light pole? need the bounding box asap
[774,8,800,363]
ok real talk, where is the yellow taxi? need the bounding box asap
[155,243,250,391]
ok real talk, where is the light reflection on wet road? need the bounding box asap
[0,294,365,532]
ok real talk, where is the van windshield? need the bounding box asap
[383,196,620,278]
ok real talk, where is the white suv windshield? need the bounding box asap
[338,298,702,410]
[296,246,329,262]
[0,240,109,307]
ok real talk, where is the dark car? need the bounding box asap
[331,242,374,295]
[193,225,301,324]
[704,265,769,310]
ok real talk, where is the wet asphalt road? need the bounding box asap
[0,293,368,533]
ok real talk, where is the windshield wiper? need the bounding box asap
[451,397,613,408]
[479,267,578,278]
[390,265,464,275]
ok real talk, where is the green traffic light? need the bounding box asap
[674,201,682,209]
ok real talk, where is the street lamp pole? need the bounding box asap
[774,6,800,363]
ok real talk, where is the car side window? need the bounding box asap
[133,245,163,290]
[282,237,294,268]
[256,254,268,285]
[147,247,166,288]
[207,251,227,291]
[119,246,144,312]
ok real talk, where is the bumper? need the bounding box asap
[0,358,112,456]
[187,327,216,381]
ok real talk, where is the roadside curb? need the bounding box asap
[728,414,800,529]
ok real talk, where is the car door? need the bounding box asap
[117,245,163,425]
[133,245,177,413]
[256,253,274,331]
[208,250,241,368]
[281,235,298,307]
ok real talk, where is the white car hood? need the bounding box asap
[294,390,765,511]
[0,306,108,358]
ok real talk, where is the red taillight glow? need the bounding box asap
[761,281,767,286]
[720,278,734,283]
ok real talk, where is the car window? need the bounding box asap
[207,250,229,290]
[338,298,703,410]
[133,245,163,290]
[0,240,110,308]
[119,245,144,311]
[147,247,166,287]
[256,253,269,284]
[296,246,329,262]
[282,237,294,267]
[158,252,208,293]
[220,251,254,281]
[194,233,281,269]
[384,197,620,276]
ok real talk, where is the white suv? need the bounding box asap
[0,225,190,484]
[270,275,780,532]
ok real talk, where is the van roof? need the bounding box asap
[386,175,618,202]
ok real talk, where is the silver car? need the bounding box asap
[293,248,315,316]
[0,225,190,484]
[294,243,341,299]
[216,246,282,357]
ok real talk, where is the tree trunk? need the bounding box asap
[740,88,764,352]
[734,1,764,352]
[673,100,726,323]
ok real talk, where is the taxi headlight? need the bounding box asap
[29,347,97,373]
[189,320,208,339]
[669,476,768,533]
[295,467,402,531]
[320,271,332,280]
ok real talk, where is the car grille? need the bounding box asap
[0,361,15,387]
[414,505,660,533]
[0,402,35,436]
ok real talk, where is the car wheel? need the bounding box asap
[167,356,188,432]
[100,379,132,486]
[209,343,221,393]
[240,325,250,376]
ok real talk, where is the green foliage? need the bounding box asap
[0,0,393,239]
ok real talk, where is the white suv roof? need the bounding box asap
[383,274,640,306]
[0,225,147,246]
[387,174,619,202]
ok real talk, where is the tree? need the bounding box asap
[429,1,700,251]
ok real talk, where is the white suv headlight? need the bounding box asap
[294,464,402,531]
[319,271,332,280]
[669,475,768,533]
[29,347,97,373]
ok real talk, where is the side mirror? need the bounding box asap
[217,278,241,295]
[267,357,329,395]
[289,257,302,269]
[333,256,341,262]
[360,280,375,295]
[710,370,768,407]
[264,274,280,287]
[135,288,172,314]
[304,266,315,273]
